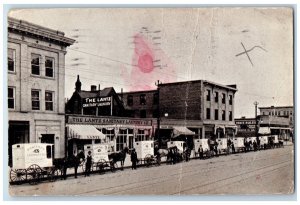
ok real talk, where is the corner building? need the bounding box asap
[7,17,75,164]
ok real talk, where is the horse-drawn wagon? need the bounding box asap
[83,144,114,173]
[194,139,211,158]
[166,141,186,163]
[134,141,157,167]
[216,138,229,155]
[232,137,245,152]
[9,143,60,185]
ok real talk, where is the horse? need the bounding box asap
[54,151,85,179]
[108,147,129,170]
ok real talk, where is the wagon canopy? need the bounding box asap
[67,124,106,140]
[172,126,195,138]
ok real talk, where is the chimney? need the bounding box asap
[98,84,101,95]
[120,88,123,101]
[91,85,97,92]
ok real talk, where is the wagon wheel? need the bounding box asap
[10,169,27,184]
[27,164,42,185]
[97,159,106,174]
[145,154,153,167]
[48,168,60,182]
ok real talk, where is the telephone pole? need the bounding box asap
[155,80,161,147]
[254,101,259,140]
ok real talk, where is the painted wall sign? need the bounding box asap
[67,116,152,126]
[82,97,111,107]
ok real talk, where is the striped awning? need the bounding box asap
[67,124,106,140]
[172,126,195,138]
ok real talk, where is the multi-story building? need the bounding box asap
[158,80,237,145]
[259,106,294,129]
[7,17,75,164]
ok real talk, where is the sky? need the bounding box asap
[8,7,294,118]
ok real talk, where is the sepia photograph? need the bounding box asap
[6,7,294,196]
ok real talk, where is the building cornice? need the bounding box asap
[8,17,75,46]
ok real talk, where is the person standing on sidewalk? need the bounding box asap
[198,145,204,160]
[131,148,138,170]
[85,151,92,177]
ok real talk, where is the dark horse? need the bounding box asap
[108,147,129,170]
[54,151,85,179]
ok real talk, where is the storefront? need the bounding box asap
[66,115,153,155]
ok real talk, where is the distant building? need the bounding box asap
[259,106,294,128]
[235,117,256,138]
[158,80,238,146]
[7,17,75,164]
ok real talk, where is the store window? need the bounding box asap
[31,54,40,75]
[45,91,53,111]
[153,93,158,105]
[136,129,150,142]
[45,57,54,77]
[31,90,40,110]
[140,94,146,105]
[8,87,15,109]
[116,129,127,151]
[8,48,16,72]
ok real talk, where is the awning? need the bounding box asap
[67,124,106,140]
[214,125,225,134]
[258,127,271,135]
[172,126,195,138]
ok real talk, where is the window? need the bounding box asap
[214,109,219,120]
[8,87,15,109]
[206,89,211,101]
[262,112,265,115]
[8,48,16,72]
[45,58,54,77]
[222,110,226,121]
[31,54,40,75]
[229,95,233,105]
[214,91,218,103]
[229,111,233,121]
[45,91,53,111]
[222,93,226,104]
[153,93,158,105]
[116,129,127,151]
[290,111,293,115]
[140,110,146,118]
[127,95,133,106]
[140,94,146,105]
[136,129,150,142]
[31,90,40,110]
[206,108,211,119]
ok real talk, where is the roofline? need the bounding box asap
[259,106,294,109]
[157,79,238,91]
[8,17,75,46]
[118,89,157,95]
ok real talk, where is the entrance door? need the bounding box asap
[41,134,55,144]
[8,121,29,166]
[128,135,133,149]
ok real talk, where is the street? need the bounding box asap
[9,145,294,196]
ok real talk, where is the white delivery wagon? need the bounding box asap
[259,136,269,149]
[232,137,245,152]
[167,141,185,153]
[83,144,112,172]
[134,141,156,166]
[10,143,59,185]
[194,139,211,158]
[216,138,229,154]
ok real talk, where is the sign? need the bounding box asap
[67,116,152,126]
[82,97,111,108]
[235,119,256,132]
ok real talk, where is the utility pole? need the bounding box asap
[254,101,259,141]
[155,80,161,147]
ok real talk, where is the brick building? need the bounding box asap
[7,17,75,164]
[259,106,294,129]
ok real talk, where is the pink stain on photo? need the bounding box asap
[128,33,177,91]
